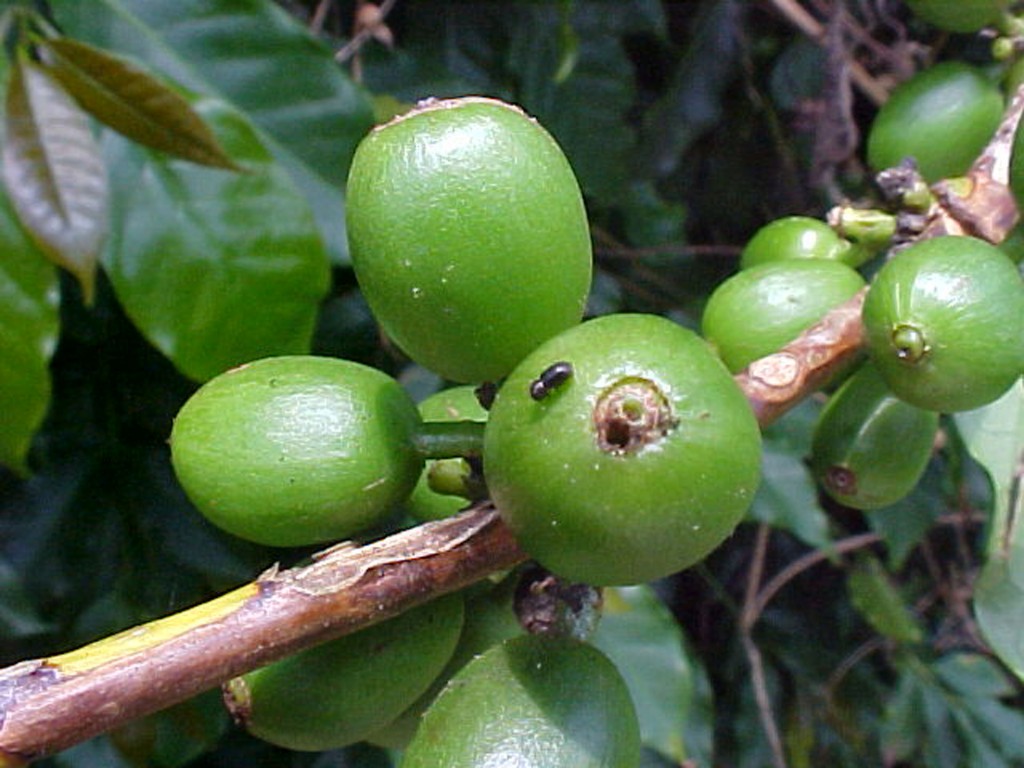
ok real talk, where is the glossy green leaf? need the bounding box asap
[846,554,923,644]
[37,37,239,171]
[100,97,329,381]
[0,179,59,474]
[2,54,107,302]
[49,0,375,265]
[592,585,713,765]
[960,384,1024,680]
[957,383,1024,559]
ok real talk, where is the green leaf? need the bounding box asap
[49,0,375,265]
[2,54,107,301]
[974,557,1024,681]
[959,384,1024,680]
[361,0,665,205]
[846,554,923,644]
[36,37,240,171]
[865,464,946,569]
[956,382,1024,559]
[932,653,1016,700]
[635,0,744,178]
[592,585,713,765]
[881,653,1024,768]
[749,444,832,549]
[100,97,329,381]
[0,184,58,474]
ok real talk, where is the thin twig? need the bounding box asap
[309,0,332,35]
[747,532,884,626]
[739,524,788,768]
[743,633,789,768]
[334,0,399,62]
[742,523,773,632]
[766,0,889,106]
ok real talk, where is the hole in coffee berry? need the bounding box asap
[825,465,857,496]
[594,377,676,455]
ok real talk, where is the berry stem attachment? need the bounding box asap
[412,420,486,460]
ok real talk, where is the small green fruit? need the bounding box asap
[346,96,592,383]
[740,216,863,269]
[904,0,1008,32]
[866,62,1002,181]
[400,635,640,768]
[170,356,422,547]
[407,386,488,522]
[224,594,463,751]
[701,260,866,373]
[484,314,762,586]
[810,364,939,510]
[862,236,1024,413]
[369,574,524,749]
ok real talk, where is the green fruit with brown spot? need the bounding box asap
[811,364,939,510]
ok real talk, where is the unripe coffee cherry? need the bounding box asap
[346,96,592,383]
[739,216,864,270]
[701,260,866,373]
[904,0,1008,32]
[484,314,762,586]
[224,593,463,751]
[810,364,939,510]
[862,236,1024,413]
[170,356,422,547]
[866,62,1002,181]
[369,573,523,749]
[400,635,640,768]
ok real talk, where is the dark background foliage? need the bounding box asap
[1,1,1021,766]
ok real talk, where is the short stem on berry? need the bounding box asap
[891,324,929,364]
[412,420,486,459]
[828,205,897,256]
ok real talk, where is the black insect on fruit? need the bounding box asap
[529,361,574,400]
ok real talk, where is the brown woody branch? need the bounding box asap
[0,509,526,766]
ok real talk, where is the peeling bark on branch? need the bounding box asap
[734,287,866,426]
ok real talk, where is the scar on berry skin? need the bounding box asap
[825,465,857,496]
[593,377,677,455]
